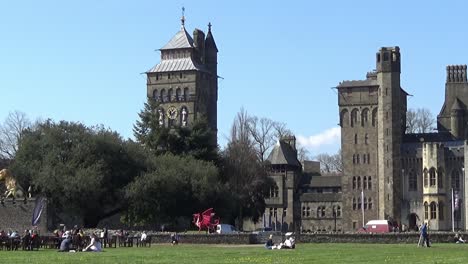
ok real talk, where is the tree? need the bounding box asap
[0,111,32,159]
[314,149,343,173]
[272,122,293,139]
[133,98,218,162]
[222,109,273,229]
[247,116,276,163]
[124,154,222,227]
[406,108,435,134]
[11,120,146,227]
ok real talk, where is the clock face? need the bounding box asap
[167,106,178,120]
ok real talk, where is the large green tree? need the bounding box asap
[124,154,223,228]
[11,120,147,227]
[133,98,218,162]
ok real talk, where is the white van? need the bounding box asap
[216,224,237,234]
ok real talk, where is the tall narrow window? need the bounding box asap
[153,89,158,100]
[352,198,357,210]
[361,108,369,127]
[372,108,378,127]
[363,197,368,210]
[368,176,372,190]
[363,176,367,189]
[424,202,428,219]
[176,88,181,101]
[429,167,436,186]
[423,168,428,187]
[183,87,189,101]
[357,197,361,210]
[368,198,373,210]
[352,177,356,189]
[354,134,358,144]
[168,89,173,102]
[351,109,358,127]
[364,134,369,145]
[160,89,166,103]
[437,167,443,188]
[340,109,349,127]
[430,202,437,219]
[357,154,360,164]
[357,177,361,189]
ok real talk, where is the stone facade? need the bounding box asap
[338,46,468,231]
[0,198,48,233]
[145,16,218,140]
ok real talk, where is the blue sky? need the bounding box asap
[1,0,467,157]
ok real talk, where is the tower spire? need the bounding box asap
[208,22,212,32]
[181,7,186,28]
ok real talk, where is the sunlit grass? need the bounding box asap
[0,243,467,264]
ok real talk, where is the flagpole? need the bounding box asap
[452,188,455,232]
[361,189,365,227]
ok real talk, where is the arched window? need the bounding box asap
[353,154,356,164]
[302,206,306,217]
[367,154,370,164]
[160,89,166,103]
[423,168,428,187]
[363,176,367,189]
[152,89,158,100]
[357,176,361,189]
[183,87,189,101]
[424,202,429,219]
[361,108,369,126]
[176,88,181,101]
[168,89,173,102]
[430,202,437,219]
[351,109,358,127]
[408,170,417,191]
[364,134,369,145]
[340,109,349,127]
[429,167,436,186]
[321,207,326,217]
[354,134,358,144]
[452,170,460,190]
[372,108,378,127]
[364,197,368,209]
[352,198,356,210]
[437,167,443,188]
[337,206,341,217]
[306,206,310,217]
[316,207,322,218]
[363,154,367,164]
[357,197,362,210]
[368,198,373,210]
[352,177,356,189]
[356,154,360,164]
[439,202,444,220]
[368,176,372,190]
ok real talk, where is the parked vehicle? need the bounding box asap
[358,220,392,233]
[216,224,238,234]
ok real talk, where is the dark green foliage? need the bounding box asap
[133,98,219,163]
[124,154,222,227]
[11,120,146,227]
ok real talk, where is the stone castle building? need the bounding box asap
[145,15,218,137]
[247,47,468,233]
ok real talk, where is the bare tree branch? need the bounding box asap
[247,117,276,163]
[0,111,31,159]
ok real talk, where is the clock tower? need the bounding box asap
[145,14,219,141]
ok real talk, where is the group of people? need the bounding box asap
[0,229,40,250]
[56,227,103,252]
[265,233,295,250]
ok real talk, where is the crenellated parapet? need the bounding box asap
[446,65,467,83]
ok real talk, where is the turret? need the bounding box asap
[451,98,465,139]
[193,29,205,63]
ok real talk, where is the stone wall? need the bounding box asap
[0,198,47,233]
[145,232,465,244]
[298,232,461,244]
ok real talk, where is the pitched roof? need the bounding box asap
[205,30,218,52]
[338,78,378,88]
[147,57,207,73]
[451,98,464,110]
[160,27,194,50]
[307,176,342,188]
[267,141,301,167]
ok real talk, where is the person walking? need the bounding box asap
[421,223,430,247]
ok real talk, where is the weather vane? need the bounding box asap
[181,7,186,27]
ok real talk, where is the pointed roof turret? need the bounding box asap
[205,22,218,52]
[267,140,301,167]
[160,10,194,50]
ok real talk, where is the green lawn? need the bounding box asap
[0,243,467,264]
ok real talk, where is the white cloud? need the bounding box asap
[297,127,341,154]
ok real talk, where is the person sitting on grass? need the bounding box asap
[58,235,72,252]
[265,234,274,250]
[171,233,179,245]
[83,233,102,252]
[454,233,466,243]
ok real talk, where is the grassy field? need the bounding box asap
[0,243,467,264]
